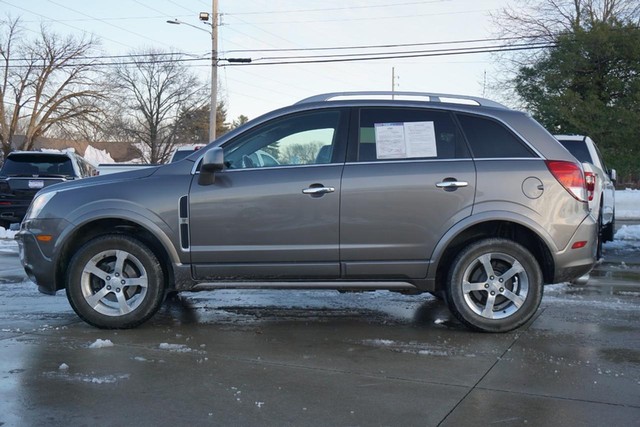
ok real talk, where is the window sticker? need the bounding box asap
[374,121,437,159]
[374,123,406,158]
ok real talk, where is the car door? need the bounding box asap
[188,108,349,280]
[340,107,476,279]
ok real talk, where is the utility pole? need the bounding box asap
[391,67,399,99]
[168,0,218,142]
[210,0,218,142]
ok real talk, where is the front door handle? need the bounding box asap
[302,186,335,196]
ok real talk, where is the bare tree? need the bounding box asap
[281,141,324,165]
[0,17,104,158]
[109,49,207,164]
[493,0,640,42]
[488,0,640,105]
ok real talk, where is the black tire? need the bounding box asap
[66,234,165,329]
[428,290,445,300]
[603,214,615,243]
[596,207,604,260]
[445,238,543,333]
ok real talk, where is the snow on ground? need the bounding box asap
[615,188,640,220]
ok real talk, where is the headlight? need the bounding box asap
[25,191,57,220]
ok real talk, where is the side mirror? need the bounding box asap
[609,168,617,183]
[198,147,224,185]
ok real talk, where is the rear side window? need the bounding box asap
[457,114,536,158]
[357,108,469,161]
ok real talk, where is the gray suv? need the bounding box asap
[17,92,597,332]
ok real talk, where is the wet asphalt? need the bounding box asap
[0,229,638,427]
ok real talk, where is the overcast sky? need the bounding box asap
[2,0,513,121]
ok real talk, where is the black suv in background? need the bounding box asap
[0,150,96,229]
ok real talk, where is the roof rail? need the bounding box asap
[295,91,508,109]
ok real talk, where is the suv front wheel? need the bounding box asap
[446,238,543,333]
[66,235,165,329]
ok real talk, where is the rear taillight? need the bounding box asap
[584,171,596,201]
[545,160,587,202]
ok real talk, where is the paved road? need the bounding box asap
[0,240,638,426]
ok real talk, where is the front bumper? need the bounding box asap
[17,226,59,295]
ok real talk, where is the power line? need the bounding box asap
[251,42,552,62]
[2,41,557,69]
[45,0,172,48]
[224,0,453,16]
[166,0,199,14]
[222,43,557,66]
[5,51,206,62]
[0,0,137,50]
[3,55,210,69]
[224,36,539,54]
[18,14,193,23]
[225,8,490,26]
[223,14,357,87]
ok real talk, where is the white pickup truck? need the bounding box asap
[555,135,616,257]
[96,163,157,175]
[97,145,207,175]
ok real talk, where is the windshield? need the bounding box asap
[0,154,75,177]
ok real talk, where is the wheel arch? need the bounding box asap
[429,215,556,292]
[54,217,178,293]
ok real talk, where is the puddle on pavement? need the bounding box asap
[599,348,640,365]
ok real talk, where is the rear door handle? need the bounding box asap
[302,186,335,195]
[436,181,468,189]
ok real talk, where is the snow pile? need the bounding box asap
[83,374,130,384]
[360,339,451,356]
[615,189,640,220]
[605,224,640,251]
[84,145,115,165]
[89,339,114,349]
[0,228,17,239]
[614,224,640,241]
[159,343,192,352]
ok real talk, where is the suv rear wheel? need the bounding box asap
[66,235,165,329]
[446,238,543,332]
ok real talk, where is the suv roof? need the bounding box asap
[296,91,509,109]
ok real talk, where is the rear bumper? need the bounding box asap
[0,204,29,224]
[552,214,598,283]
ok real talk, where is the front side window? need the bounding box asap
[356,108,469,162]
[224,110,342,169]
